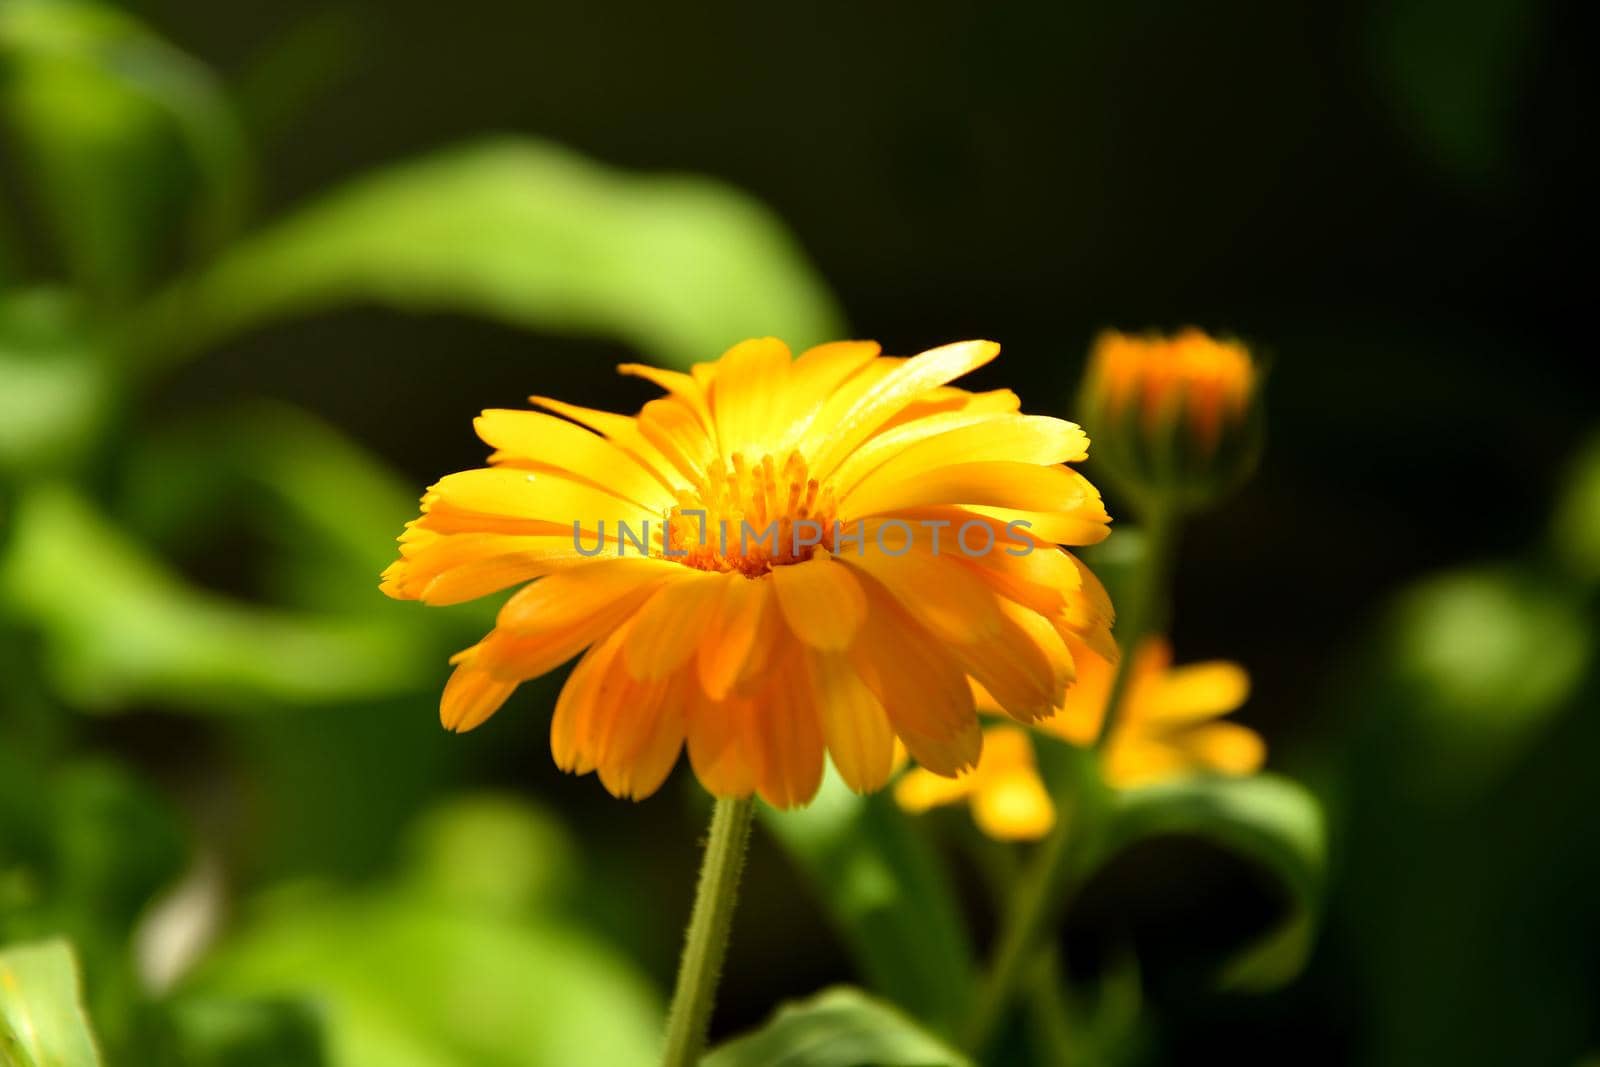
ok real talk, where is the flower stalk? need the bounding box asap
[661,794,757,1067]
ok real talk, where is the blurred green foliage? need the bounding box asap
[131,140,842,376]
[1323,428,1600,1066]
[1,0,1590,1064]
[0,0,248,302]
[764,771,976,1029]
[3,0,838,1062]
[0,939,104,1066]
[1082,773,1325,993]
[181,798,665,1067]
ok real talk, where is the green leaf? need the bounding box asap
[0,289,114,478]
[132,138,842,372]
[703,987,971,1067]
[763,769,975,1028]
[0,940,104,1067]
[0,484,436,711]
[1082,774,1327,992]
[0,0,249,301]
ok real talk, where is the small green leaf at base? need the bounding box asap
[702,987,972,1067]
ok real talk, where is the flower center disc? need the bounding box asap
[666,451,838,576]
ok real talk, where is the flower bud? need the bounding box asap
[1078,328,1262,511]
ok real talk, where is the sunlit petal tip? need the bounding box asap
[439,664,517,733]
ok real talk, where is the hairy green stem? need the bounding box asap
[661,794,756,1067]
[962,505,1179,1054]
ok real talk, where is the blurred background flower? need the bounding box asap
[2,0,1592,1065]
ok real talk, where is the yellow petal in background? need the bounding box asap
[972,768,1055,842]
[1148,661,1252,724]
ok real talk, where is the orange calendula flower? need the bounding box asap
[1079,328,1262,509]
[895,639,1263,839]
[382,338,1116,808]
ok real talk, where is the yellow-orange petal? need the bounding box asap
[439,661,520,732]
[596,671,688,800]
[621,571,727,679]
[829,409,1019,499]
[954,542,1082,619]
[550,629,628,776]
[845,461,1101,520]
[527,396,682,491]
[1036,649,1116,746]
[553,625,698,798]
[472,593,645,685]
[962,501,1112,548]
[496,557,681,635]
[638,395,717,486]
[808,651,895,792]
[427,467,654,538]
[849,582,981,776]
[711,337,792,459]
[842,415,1089,509]
[775,340,882,449]
[617,363,713,434]
[953,602,1073,723]
[384,532,591,605]
[769,556,867,650]
[473,409,674,510]
[696,573,769,700]
[844,544,1005,644]
[747,651,826,808]
[685,689,758,798]
[809,340,1001,477]
[878,386,1021,434]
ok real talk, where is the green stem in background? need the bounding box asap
[962,503,1180,1054]
[1093,501,1177,748]
[1027,950,1076,1065]
[661,794,756,1067]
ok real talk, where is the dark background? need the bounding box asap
[34,0,1598,1063]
